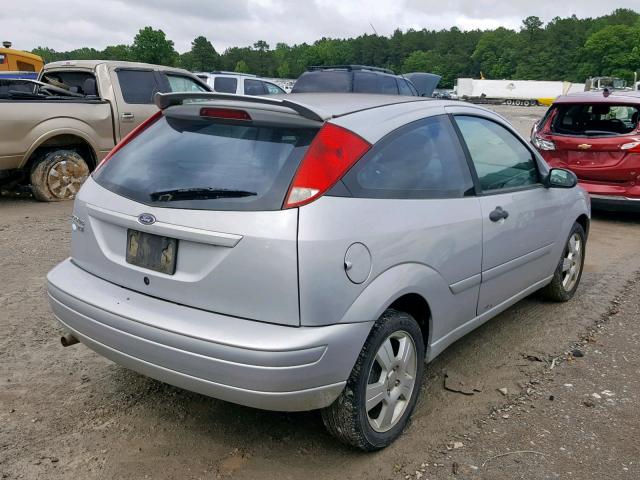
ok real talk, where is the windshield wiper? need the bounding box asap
[150,187,257,202]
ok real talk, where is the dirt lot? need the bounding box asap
[1,106,640,480]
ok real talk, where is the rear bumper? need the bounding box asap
[589,194,640,212]
[47,259,373,411]
[578,182,640,212]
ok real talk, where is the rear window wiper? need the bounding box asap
[150,187,257,202]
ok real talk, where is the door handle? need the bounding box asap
[489,206,509,222]
[121,112,135,122]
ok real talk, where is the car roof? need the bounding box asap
[195,71,258,78]
[553,90,640,105]
[266,93,429,118]
[43,60,192,75]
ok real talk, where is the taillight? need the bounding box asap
[284,123,371,208]
[93,110,163,173]
[531,133,556,151]
[200,107,251,120]
[620,141,640,152]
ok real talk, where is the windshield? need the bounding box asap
[93,117,318,211]
[551,103,640,136]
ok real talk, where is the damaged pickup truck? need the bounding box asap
[0,60,209,201]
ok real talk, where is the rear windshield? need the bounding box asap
[550,103,640,136]
[93,117,317,211]
[292,71,351,93]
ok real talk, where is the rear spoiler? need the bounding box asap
[154,92,329,123]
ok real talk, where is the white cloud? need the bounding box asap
[1,0,638,53]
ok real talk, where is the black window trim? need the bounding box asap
[337,113,476,200]
[449,113,546,196]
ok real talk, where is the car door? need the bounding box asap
[111,68,162,140]
[452,112,564,315]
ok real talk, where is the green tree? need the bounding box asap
[131,27,178,65]
[472,28,519,79]
[582,24,640,81]
[234,60,251,73]
[186,36,219,71]
[103,44,132,61]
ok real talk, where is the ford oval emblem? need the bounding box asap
[138,213,156,225]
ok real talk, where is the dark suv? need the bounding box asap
[292,65,420,96]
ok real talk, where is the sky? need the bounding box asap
[2,0,639,53]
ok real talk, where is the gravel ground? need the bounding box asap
[1,105,639,480]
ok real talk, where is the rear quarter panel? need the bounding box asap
[297,196,483,345]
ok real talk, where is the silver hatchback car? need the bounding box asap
[48,92,590,450]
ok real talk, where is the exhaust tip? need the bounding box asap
[61,333,79,347]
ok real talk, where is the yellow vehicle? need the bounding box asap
[0,41,43,74]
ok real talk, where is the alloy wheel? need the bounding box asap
[47,157,89,199]
[366,331,417,432]
[561,232,582,291]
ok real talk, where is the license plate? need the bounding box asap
[126,229,178,275]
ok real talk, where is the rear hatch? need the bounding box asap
[74,104,320,326]
[541,102,640,181]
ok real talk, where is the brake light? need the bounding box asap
[200,107,252,120]
[93,110,163,173]
[284,123,371,208]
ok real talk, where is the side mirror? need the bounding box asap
[546,168,578,188]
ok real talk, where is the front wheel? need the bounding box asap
[540,222,586,302]
[321,309,425,451]
[30,149,90,202]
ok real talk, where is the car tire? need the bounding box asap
[321,309,425,451]
[30,149,90,202]
[540,222,586,302]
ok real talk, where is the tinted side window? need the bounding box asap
[342,115,474,199]
[455,116,538,192]
[353,72,399,95]
[245,79,266,96]
[380,75,398,95]
[353,72,379,93]
[117,70,158,104]
[166,74,207,93]
[397,79,413,96]
[214,77,237,93]
[291,71,351,93]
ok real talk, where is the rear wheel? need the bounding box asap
[522,100,531,107]
[505,99,513,105]
[321,309,425,451]
[540,222,586,301]
[30,149,90,202]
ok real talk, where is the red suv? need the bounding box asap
[531,90,640,211]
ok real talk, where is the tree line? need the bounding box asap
[32,8,640,88]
